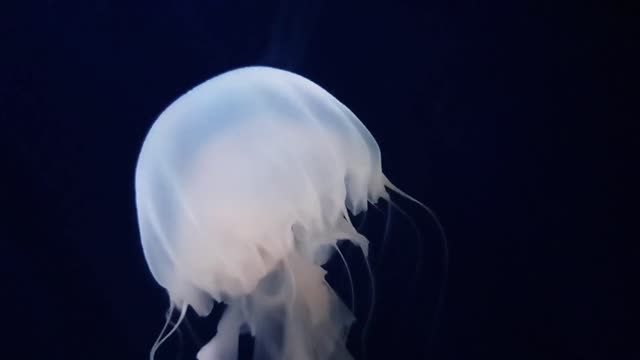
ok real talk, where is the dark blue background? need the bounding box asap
[1,0,634,359]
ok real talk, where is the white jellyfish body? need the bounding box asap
[135,66,407,360]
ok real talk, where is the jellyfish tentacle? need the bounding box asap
[384,177,449,353]
[333,243,356,313]
[360,247,376,360]
[150,302,175,360]
[151,301,187,360]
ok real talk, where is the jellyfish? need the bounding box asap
[134,66,434,360]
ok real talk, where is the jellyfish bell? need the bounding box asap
[135,66,422,360]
